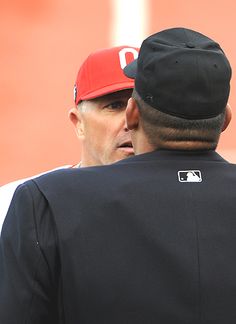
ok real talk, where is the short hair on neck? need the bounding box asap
[132,89,226,150]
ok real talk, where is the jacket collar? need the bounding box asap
[116,149,228,165]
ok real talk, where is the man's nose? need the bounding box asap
[124,123,129,132]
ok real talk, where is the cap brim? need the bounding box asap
[80,81,135,102]
[123,59,137,79]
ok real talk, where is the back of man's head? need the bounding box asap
[124,27,232,150]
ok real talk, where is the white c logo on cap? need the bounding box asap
[119,47,138,69]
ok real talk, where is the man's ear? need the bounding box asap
[125,98,140,130]
[221,103,232,132]
[68,107,84,137]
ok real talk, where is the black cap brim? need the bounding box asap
[123,59,137,79]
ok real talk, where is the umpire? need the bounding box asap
[0,27,234,324]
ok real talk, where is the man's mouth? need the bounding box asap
[117,141,134,154]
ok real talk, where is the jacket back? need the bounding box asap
[1,150,236,324]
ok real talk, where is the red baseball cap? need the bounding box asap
[74,45,139,105]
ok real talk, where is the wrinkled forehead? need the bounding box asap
[78,89,133,112]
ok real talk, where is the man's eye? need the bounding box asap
[103,101,126,110]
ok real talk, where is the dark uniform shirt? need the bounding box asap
[1,150,236,324]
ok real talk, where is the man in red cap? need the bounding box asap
[70,45,139,167]
[0,45,139,232]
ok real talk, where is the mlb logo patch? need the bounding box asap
[178,170,202,183]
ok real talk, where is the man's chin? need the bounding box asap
[106,148,134,165]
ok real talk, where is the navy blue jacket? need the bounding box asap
[1,150,236,324]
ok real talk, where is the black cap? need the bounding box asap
[124,27,232,119]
